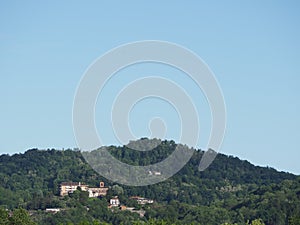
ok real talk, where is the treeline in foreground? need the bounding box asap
[1,207,300,225]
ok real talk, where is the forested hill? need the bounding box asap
[0,139,300,225]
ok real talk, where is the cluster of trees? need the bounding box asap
[0,208,36,225]
[0,139,299,225]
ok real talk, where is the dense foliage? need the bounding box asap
[0,139,299,225]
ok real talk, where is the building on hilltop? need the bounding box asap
[87,181,109,198]
[60,182,88,196]
[60,181,108,197]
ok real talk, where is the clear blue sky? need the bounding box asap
[0,1,299,174]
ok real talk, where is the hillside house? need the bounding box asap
[148,171,161,175]
[109,196,120,207]
[130,196,154,204]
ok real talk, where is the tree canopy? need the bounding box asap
[0,139,299,225]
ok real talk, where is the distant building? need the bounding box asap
[148,171,161,176]
[130,196,154,204]
[119,205,127,211]
[87,181,109,197]
[109,196,120,207]
[88,187,109,197]
[60,181,108,197]
[60,182,88,196]
[45,208,61,214]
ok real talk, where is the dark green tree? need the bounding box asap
[0,208,9,225]
[9,208,37,225]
